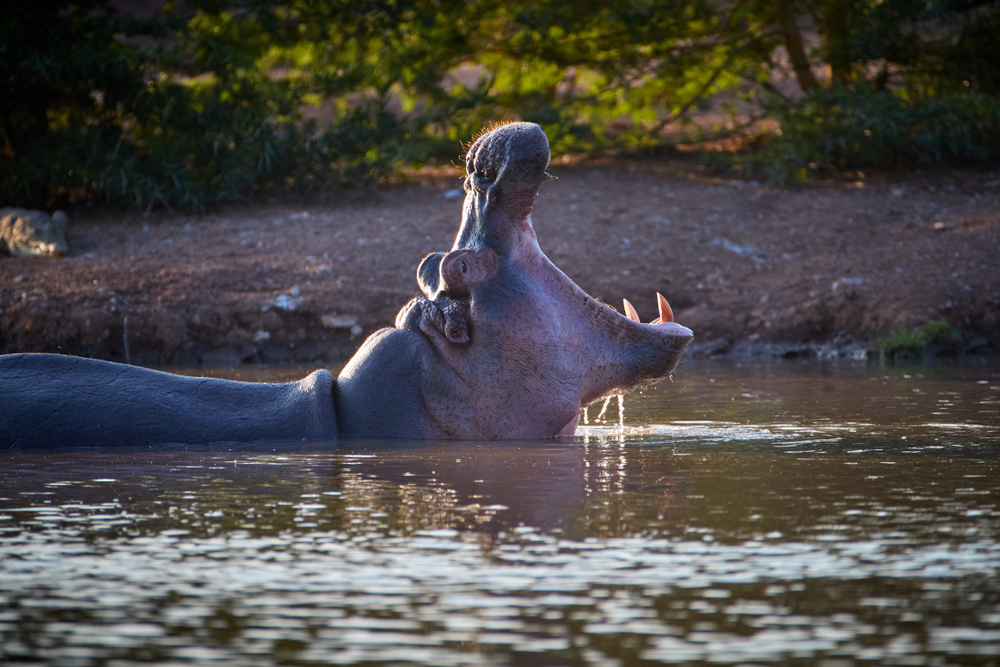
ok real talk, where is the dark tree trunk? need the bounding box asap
[773,0,820,93]
[824,0,852,89]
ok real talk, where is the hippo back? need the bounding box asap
[0,354,338,448]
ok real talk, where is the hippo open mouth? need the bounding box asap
[337,122,693,439]
[1,122,691,448]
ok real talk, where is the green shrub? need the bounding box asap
[0,2,425,211]
[0,1,156,207]
[749,84,1000,183]
[874,319,963,359]
[3,1,1000,210]
[0,0,777,210]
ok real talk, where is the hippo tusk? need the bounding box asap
[622,298,641,322]
[651,292,675,325]
[624,294,675,325]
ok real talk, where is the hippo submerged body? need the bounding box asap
[0,123,692,448]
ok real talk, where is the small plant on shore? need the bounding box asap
[874,319,963,359]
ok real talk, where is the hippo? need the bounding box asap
[0,122,692,448]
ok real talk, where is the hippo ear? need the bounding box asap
[417,252,445,299]
[439,248,498,297]
[51,211,69,230]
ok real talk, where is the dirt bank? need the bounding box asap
[2,161,998,366]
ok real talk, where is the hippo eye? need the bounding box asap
[461,261,468,274]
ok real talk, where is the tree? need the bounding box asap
[767,0,1000,96]
[0,0,160,205]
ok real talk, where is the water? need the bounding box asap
[2,357,998,666]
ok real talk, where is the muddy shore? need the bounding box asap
[2,160,998,367]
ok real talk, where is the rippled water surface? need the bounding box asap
[2,358,999,666]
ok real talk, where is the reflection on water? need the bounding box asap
[2,358,999,665]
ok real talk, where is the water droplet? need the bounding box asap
[596,396,613,422]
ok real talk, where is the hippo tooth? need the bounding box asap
[622,298,641,322]
[658,292,674,323]
[625,295,675,325]
[650,292,675,325]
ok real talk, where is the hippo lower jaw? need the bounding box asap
[508,215,694,409]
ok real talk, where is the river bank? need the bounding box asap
[2,160,998,366]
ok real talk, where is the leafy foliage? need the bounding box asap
[1,1,428,210]
[762,0,1000,95]
[708,0,1000,181]
[1,0,998,210]
[749,84,1000,182]
[0,1,157,206]
[874,319,963,359]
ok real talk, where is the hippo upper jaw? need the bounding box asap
[458,122,552,255]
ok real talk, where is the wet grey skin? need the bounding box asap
[0,122,692,448]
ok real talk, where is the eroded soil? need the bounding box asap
[2,161,998,366]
